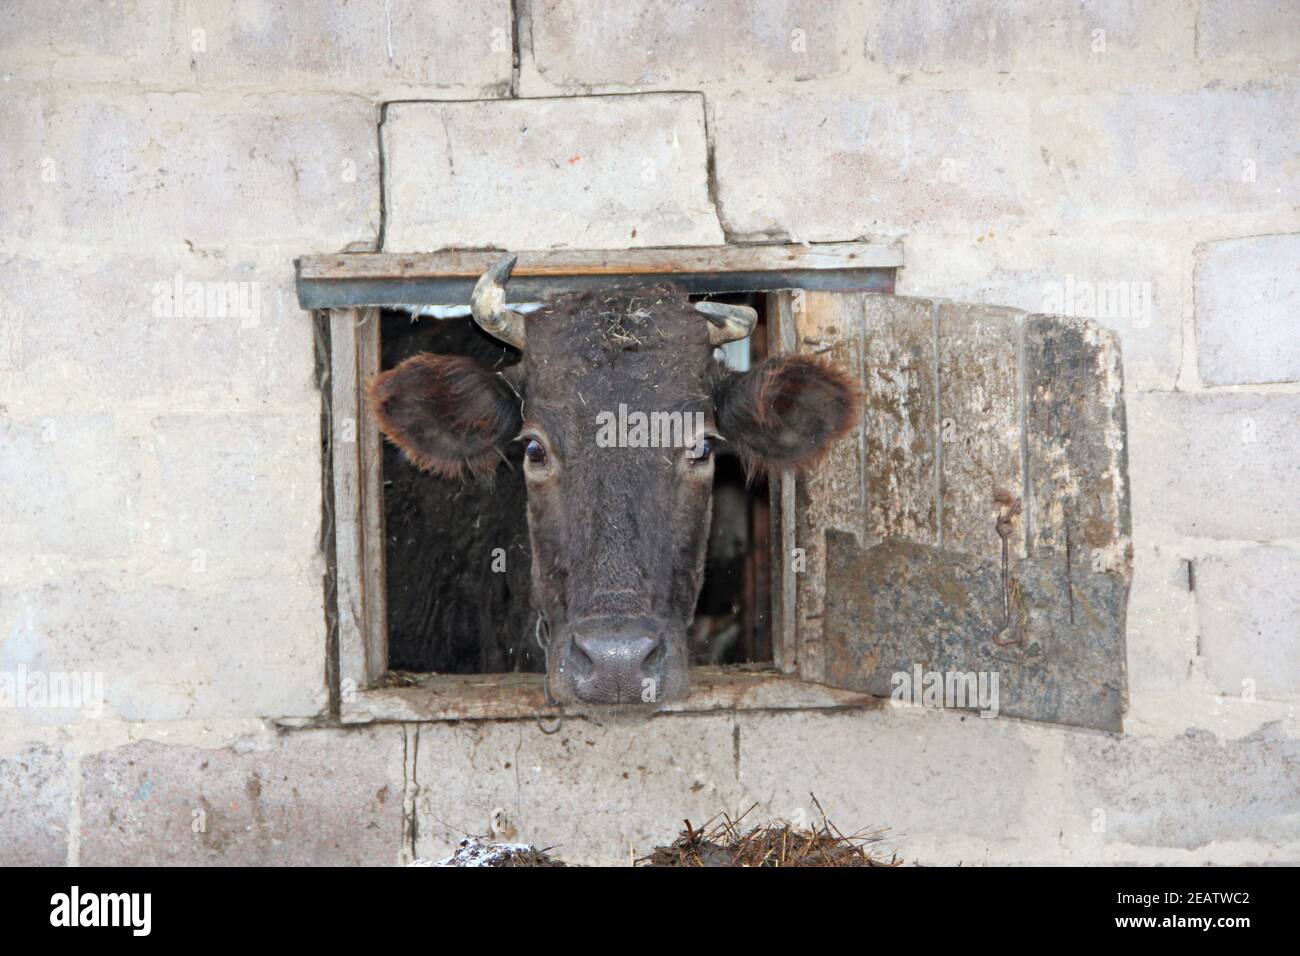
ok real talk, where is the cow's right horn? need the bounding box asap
[470,253,526,349]
[694,301,758,346]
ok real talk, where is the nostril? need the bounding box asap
[567,639,594,679]
[642,639,665,673]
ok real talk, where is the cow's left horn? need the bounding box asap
[470,253,526,349]
[694,301,758,346]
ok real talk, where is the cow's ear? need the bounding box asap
[714,354,859,475]
[367,354,521,480]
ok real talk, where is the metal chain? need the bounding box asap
[534,611,563,730]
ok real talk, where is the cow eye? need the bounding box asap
[686,436,714,464]
[524,438,547,465]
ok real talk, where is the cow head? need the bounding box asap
[369,255,858,708]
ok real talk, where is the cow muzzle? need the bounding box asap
[551,619,685,706]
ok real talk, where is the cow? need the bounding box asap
[368,254,858,707]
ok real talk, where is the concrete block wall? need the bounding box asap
[1,1,1296,865]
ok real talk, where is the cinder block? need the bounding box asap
[413,714,743,865]
[1125,546,1198,693]
[710,89,1032,239]
[898,231,1184,391]
[174,0,513,95]
[0,571,326,722]
[43,92,378,249]
[1066,722,1300,852]
[1196,0,1300,64]
[736,709,1043,864]
[1033,87,1299,224]
[0,93,49,241]
[864,0,1193,75]
[1128,393,1300,541]
[381,94,724,251]
[80,729,405,865]
[0,1,179,84]
[0,0,513,92]
[148,413,320,564]
[529,0,859,89]
[1196,546,1300,698]
[0,253,315,413]
[1195,234,1300,386]
[0,415,142,560]
[0,744,69,865]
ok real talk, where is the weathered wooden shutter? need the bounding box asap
[768,292,1131,732]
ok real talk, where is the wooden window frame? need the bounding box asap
[304,243,901,723]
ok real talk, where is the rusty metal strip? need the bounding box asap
[296,266,895,310]
[299,242,902,280]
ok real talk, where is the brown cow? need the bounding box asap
[369,255,857,707]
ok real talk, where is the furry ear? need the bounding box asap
[367,354,521,480]
[713,355,859,475]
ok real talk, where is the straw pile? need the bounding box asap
[413,799,900,867]
[636,800,902,868]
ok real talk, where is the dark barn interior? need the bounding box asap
[380,294,773,674]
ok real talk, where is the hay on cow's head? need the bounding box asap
[636,798,902,868]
